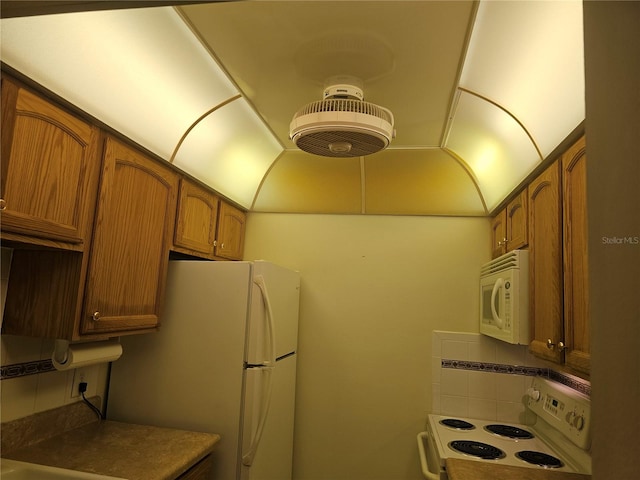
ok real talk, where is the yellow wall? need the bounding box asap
[243,213,490,480]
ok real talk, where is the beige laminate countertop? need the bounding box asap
[445,459,591,480]
[3,420,220,480]
[1,398,220,480]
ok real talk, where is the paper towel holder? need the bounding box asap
[52,338,123,371]
[53,339,71,365]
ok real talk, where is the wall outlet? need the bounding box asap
[71,368,88,398]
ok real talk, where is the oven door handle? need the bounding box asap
[417,431,439,480]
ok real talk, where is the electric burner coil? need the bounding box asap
[516,450,564,468]
[448,440,506,460]
[484,424,534,439]
[439,418,476,430]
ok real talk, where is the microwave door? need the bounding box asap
[490,278,506,329]
[481,277,505,329]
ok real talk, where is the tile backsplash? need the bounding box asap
[431,330,590,424]
[0,334,110,423]
[1,247,108,423]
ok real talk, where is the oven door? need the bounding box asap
[417,428,446,480]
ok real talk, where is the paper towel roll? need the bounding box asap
[52,340,123,371]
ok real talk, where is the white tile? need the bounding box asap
[431,356,442,384]
[434,331,478,343]
[524,349,548,367]
[469,339,496,362]
[440,395,469,417]
[35,370,70,412]
[432,383,441,414]
[496,374,527,403]
[447,331,481,343]
[468,371,497,400]
[495,342,527,365]
[497,401,527,424]
[468,399,497,421]
[442,340,469,360]
[0,375,38,422]
[441,368,468,397]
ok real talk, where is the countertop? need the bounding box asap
[445,459,591,480]
[1,398,220,480]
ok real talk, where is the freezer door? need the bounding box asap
[240,355,297,480]
[108,260,252,480]
[246,261,300,364]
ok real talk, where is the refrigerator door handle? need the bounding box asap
[241,366,275,467]
[253,274,277,366]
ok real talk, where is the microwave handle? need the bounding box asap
[490,277,505,329]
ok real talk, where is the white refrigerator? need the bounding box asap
[107,260,300,480]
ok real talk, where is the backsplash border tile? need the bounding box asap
[1,359,55,380]
[442,359,545,377]
[441,358,591,398]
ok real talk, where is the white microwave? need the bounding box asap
[479,250,529,345]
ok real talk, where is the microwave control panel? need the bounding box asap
[503,281,511,327]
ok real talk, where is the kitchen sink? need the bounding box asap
[0,459,127,479]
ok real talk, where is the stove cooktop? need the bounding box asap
[427,414,581,472]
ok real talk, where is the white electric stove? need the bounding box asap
[417,377,591,479]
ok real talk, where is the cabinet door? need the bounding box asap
[506,190,528,251]
[1,79,100,246]
[173,178,219,259]
[490,210,507,258]
[81,137,178,335]
[528,160,564,363]
[177,455,213,480]
[215,201,246,260]
[562,136,590,374]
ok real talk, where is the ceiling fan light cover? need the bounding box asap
[290,98,395,157]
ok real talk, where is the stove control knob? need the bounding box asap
[572,414,585,431]
[527,387,541,401]
[567,411,586,431]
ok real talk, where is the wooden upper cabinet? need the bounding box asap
[215,201,246,261]
[562,136,590,374]
[173,178,219,259]
[490,190,528,258]
[506,190,528,251]
[0,78,101,248]
[528,159,564,364]
[80,137,179,336]
[490,210,507,258]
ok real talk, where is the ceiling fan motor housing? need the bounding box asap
[290,83,395,157]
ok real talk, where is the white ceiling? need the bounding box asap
[0,1,585,216]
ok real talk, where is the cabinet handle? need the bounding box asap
[558,341,567,351]
[546,338,555,350]
[91,311,101,321]
[220,242,225,249]
[497,237,508,246]
[0,198,6,211]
